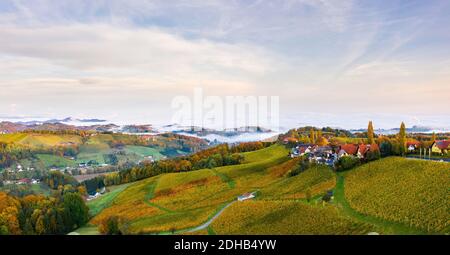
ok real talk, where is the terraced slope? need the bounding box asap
[343,157,449,234]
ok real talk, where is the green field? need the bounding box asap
[87,183,132,217]
[36,154,77,168]
[124,145,165,160]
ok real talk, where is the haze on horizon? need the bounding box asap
[0,0,449,130]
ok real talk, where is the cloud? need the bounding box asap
[0,23,275,75]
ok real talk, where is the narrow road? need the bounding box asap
[406,156,450,162]
[186,201,236,233]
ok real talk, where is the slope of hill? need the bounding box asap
[87,145,292,233]
[82,145,367,234]
[76,146,449,235]
[343,157,449,233]
[211,201,373,235]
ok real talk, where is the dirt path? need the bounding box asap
[186,200,236,233]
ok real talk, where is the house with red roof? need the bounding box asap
[431,140,450,154]
[407,141,421,152]
[339,144,380,159]
[283,137,298,144]
[337,144,358,158]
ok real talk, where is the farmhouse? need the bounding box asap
[356,144,380,159]
[431,140,450,154]
[407,141,421,153]
[337,144,358,158]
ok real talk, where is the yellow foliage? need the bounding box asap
[345,157,450,233]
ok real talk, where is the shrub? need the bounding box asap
[288,157,311,177]
[365,150,381,162]
[335,156,360,172]
[99,216,122,235]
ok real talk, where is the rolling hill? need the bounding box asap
[76,145,449,235]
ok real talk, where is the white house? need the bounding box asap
[238,192,256,202]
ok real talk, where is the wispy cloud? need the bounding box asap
[0,0,449,127]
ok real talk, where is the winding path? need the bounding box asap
[186,201,236,233]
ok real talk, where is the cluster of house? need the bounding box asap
[6,164,35,173]
[290,143,380,166]
[3,178,40,185]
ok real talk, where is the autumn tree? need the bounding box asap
[316,136,329,146]
[398,122,407,156]
[368,121,375,144]
[309,129,316,144]
[431,132,437,142]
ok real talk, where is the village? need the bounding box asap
[285,137,450,167]
[286,141,381,167]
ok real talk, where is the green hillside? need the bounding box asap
[76,144,450,235]
[0,132,202,173]
[343,157,449,233]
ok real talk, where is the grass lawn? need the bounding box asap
[124,145,165,160]
[36,154,77,168]
[87,183,132,217]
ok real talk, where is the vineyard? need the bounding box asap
[259,165,335,200]
[76,143,448,235]
[211,200,374,234]
[344,157,450,233]
[85,145,293,234]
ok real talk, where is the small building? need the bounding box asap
[87,192,101,201]
[238,192,256,202]
[431,140,450,155]
[337,144,358,158]
[407,141,421,153]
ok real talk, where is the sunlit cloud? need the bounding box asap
[0,0,449,128]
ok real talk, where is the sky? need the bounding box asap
[0,0,449,130]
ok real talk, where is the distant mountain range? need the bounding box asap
[15,117,107,125]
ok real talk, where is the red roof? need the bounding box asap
[435,140,450,150]
[358,144,368,154]
[340,144,358,155]
[407,141,420,147]
[283,137,298,143]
